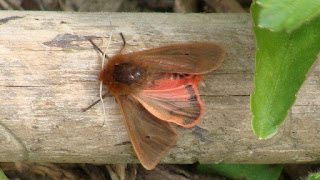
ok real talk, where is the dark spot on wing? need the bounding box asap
[0,16,23,25]
[181,74,191,79]
[179,74,185,79]
[185,84,197,103]
[168,73,191,80]
[173,73,178,80]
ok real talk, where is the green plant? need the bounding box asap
[196,164,283,180]
[251,0,320,139]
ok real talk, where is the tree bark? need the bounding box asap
[0,11,319,164]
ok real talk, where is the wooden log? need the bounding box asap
[0,11,319,165]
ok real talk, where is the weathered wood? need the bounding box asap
[0,11,319,165]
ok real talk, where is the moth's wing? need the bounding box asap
[133,75,204,128]
[121,42,226,74]
[116,95,177,170]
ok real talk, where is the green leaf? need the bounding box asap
[257,0,320,32]
[308,172,320,180]
[250,3,320,138]
[196,164,283,180]
[0,169,9,180]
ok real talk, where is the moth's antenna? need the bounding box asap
[119,32,127,54]
[83,30,113,113]
[88,39,110,60]
[99,30,113,126]
[82,92,111,112]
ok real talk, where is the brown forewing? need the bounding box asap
[115,42,226,74]
[116,95,178,170]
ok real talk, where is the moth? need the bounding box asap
[85,33,226,170]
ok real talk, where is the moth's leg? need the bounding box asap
[88,39,111,60]
[82,91,112,112]
[119,32,127,54]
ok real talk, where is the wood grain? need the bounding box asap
[0,11,319,164]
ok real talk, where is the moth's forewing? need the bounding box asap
[116,95,178,170]
[117,42,226,74]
